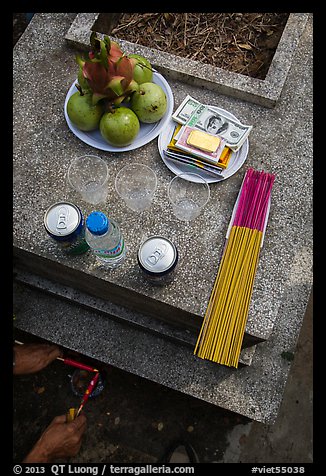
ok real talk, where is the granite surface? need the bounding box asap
[13,13,312,342]
[13,13,313,422]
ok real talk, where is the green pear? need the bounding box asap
[99,107,140,147]
[67,91,103,131]
[130,82,167,123]
[129,54,153,84]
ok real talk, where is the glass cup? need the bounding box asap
[67,155,109,205]
[115,163,157,212]
[168,173,210,221]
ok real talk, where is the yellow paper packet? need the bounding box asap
[187,130,221,153]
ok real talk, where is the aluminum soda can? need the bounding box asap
[44,201,89,255]
[137,235,178,284]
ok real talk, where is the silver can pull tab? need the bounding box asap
[56,206,68,230]
[146,242,167,267]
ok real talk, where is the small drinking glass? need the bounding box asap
[67,155,109,205]
[115,163,157,212]
[168,173,210,221]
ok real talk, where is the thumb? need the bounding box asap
[69,413,87,431]
[52,415,67,424]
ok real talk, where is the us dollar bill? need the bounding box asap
[187,104,252,151]
[173,96,252,151]
[172,95,202,125]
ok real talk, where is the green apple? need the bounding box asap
[129,54,153,84]
[130,82,167,123]
[67,91,103,131]
[99,107,140,146]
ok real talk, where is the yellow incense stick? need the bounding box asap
[194,227,263,367]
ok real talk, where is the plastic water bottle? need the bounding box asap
[85,211,126,268]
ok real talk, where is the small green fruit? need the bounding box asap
[130,82,167,123]
[99,107,140,147]
[67,92,103,131]
[129,54,153,84]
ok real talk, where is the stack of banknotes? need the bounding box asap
[164,95,252,177]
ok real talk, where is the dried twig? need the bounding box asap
[184,13,188,47]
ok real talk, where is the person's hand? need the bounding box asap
[13,343,62,375]
[23,414,87,463]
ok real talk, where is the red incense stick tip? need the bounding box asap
[76,372,100,416]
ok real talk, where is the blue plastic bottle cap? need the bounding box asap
[86,211,109,235]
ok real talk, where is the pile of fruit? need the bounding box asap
[67,33,167,147]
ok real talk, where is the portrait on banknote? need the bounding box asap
[205,115,229,135]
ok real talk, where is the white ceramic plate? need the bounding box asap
[158,106,249,183]
[64,72,174,152]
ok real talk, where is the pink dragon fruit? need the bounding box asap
[76,33,139,107]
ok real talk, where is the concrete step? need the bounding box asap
[14,268,257,367]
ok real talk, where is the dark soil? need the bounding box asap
[109,13,290,79]
[13,13,290,80]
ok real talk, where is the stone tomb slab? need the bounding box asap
[13,13,313,350]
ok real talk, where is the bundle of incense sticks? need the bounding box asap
[194,168,275,368]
